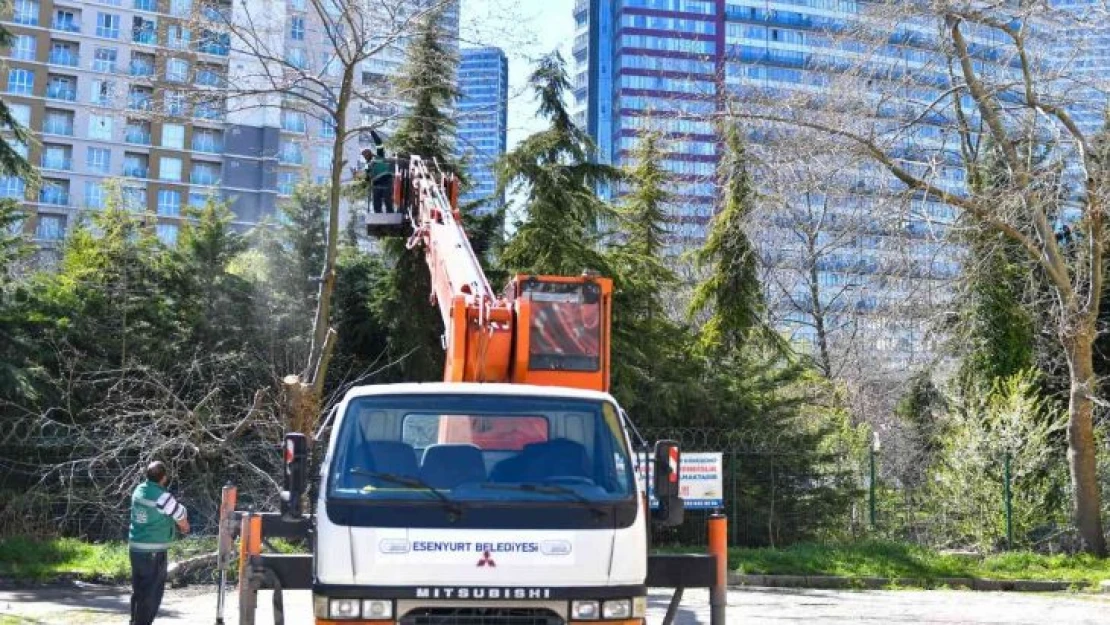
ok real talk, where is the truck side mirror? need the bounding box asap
[281,433,308,519]
[652,440,684,527]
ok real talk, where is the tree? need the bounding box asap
[731,1,1109,554]
[689,123,777,355]
[196,0,456,430]
[372,5,462,383]
[498,51,619,276]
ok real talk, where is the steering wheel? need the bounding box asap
[541,475,596,487]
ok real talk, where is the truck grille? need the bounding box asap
[401,608,564,625]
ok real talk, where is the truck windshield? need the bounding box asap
[328,394,634,505]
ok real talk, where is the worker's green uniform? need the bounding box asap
[370,157,394,213]
[128,480,186,625]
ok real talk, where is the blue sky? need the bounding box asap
[458,0,575,150]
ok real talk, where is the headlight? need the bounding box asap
[632,596,647,618]
[601,600,632,619]
[571,600,601,620]
[329,598,361,620]
[362,599,394,619]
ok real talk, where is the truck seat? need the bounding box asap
[420,444,486,489]
[489,438,590,483]
[360,440,419,478]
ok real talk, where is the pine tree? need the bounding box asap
[689,123,775,354]
[499,51,619,276]
[0,19,33,180]
[374,6,461,382]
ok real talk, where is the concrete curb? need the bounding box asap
[728,573,1084,592]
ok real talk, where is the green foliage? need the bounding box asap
[895,371,948,468]
[373,7,463,382]
[927,370,1069,550]
[498,51,619,276]
[688,123,775,354]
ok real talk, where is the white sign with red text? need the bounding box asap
[634,452,724,510]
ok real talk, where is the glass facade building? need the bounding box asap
[572,0,1109,371]
[457,47,508,212]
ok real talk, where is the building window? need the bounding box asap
[122,186,147,212]
[194,99,224,120]
[88,114,113,140]
[7,69,34,95]
[281,109,306,133]
[277,171,298,195]
[188,191,209,207]
[128,85,154,111]
[125,119,151,145]
[290,16,305,40]
[159,157,183,182]
[38,179,70,207]
[7,104,31,128]
[48,41,79,67]
[191,128,222,152]
[195,64,223,87]
[162,123,185,149]
[53,9,80,32]
[91,79,113,106]
[11,35,36,61]
[168,25,191,49]
[285,47,307,69]
[320,118,335,139]
[0,177,26,199]
[123,152,150,178]
[42,109,74,136]
[130,52,155,76]
[85,181,106,209]
[96,13,121,39]
[157,224,179,245]
[93,47,118,73]
[13,0,40,26]
[190,161,220,185]
[164,90,186,116]
[134,0,157,12]
[46,74,77,101]
[279,140,303,164]
[87,147,112,173]
[170,0,192,17]
[197,30,230,55]
[132,16,157,45]
[35,215,66,240]
[290,0,305,11]
[166,58,189,82]
[315,148,330,169]
[41,144,72,170]
[157,189,181,216]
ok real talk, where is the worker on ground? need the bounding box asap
[368,129,394,214]
[128,461,189,625]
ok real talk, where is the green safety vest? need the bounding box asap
[370,159,392,184]
[128,480,186,552]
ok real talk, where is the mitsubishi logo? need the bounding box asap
[476,550,496,567]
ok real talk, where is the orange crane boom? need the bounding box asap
[366,154,612,393]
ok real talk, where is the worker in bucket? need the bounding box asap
[365,129,394,214]
[128,461,189,625]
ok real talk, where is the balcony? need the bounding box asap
[128,95,153,111]
[130,60,155,77]
[46,86,77,101]
[191,139,222,153]
[52,19,80,33]
[41,156,73,171]
[132,29,156,45]
[39,190,70,207]
[12,12,38,27]
[125,131,152,145]
[48,51,80,67]
[190,170,219,185]
[123,166,149,178]
[42,121,75,136]
[134,0,157,11]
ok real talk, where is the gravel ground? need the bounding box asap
[2,584,1109,624]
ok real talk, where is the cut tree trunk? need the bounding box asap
[1064,335,1107,556]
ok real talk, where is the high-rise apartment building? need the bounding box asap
[0,0,459,258]
[457,46,507,212]
[572,0,1109,370]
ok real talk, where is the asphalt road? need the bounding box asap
[2,585,1109,624]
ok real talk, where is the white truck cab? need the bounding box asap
[310,382,666,625]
